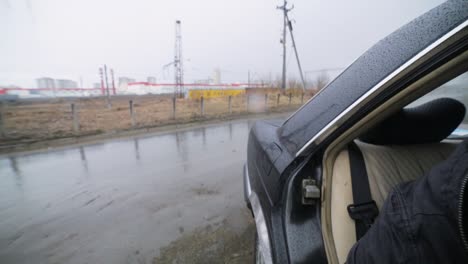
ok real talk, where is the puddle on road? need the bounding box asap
[0,119,265,263]
[153,215,255,264]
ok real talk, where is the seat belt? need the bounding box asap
[347,142,379,240]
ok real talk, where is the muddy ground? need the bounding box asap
[0,116,285,264]
[153,210,255,264]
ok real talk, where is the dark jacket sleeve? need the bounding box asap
[347,139,468,264]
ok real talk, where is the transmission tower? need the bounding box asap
[174,20,184,98]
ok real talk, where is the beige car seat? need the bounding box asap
[331,140,458,263]
[330,97,467,263]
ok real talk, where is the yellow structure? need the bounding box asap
[188,89,245,99]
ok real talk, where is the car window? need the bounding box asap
[408,71,468,138]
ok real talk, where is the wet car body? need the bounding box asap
[243,1,468,263]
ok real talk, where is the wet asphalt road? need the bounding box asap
[0,117,279,264]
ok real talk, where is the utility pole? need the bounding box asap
[286,14,306,91]
[104,64,111,108]
[248,70,251,88]
[104,65,109,97]
[174,20,184,98]
[277,0,292,90]
[99,67,105,96]
[110,68,116,95]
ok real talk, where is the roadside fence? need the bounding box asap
[0,92,312,144]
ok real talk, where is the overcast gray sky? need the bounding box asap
[0,0,444,87]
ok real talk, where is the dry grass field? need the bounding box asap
[0,93,312,146]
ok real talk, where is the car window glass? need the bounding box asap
[408,71,468,137]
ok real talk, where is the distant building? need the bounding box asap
[93,83,102,89]
[119,77,136,86]
[147,76,157,83]
[4,89,31,98]
[212,68,221,84]
[55,79,78,89]
[30,89,41,95]
[36,77,55,89]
